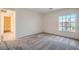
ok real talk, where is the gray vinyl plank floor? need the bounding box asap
[0,33,79,50]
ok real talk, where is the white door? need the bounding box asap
[1,9,16,41]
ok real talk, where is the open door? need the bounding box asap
[4,16,11,33]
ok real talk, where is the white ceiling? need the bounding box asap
[5,8,62,14]
[27,8,62,14]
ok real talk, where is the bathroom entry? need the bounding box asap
[0,9,16,41]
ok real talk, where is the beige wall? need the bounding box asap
[15,9,43,38]
[43,8,79,39]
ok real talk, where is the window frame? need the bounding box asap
[58,14,76,32]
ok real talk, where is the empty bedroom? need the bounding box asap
[0,8,79,50]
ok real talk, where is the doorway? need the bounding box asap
[0,9,16,41]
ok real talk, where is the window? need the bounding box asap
[59,14,76,32]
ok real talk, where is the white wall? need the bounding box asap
[13,8,79,39]
[43,9,79,39]
[15,9,42,38]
